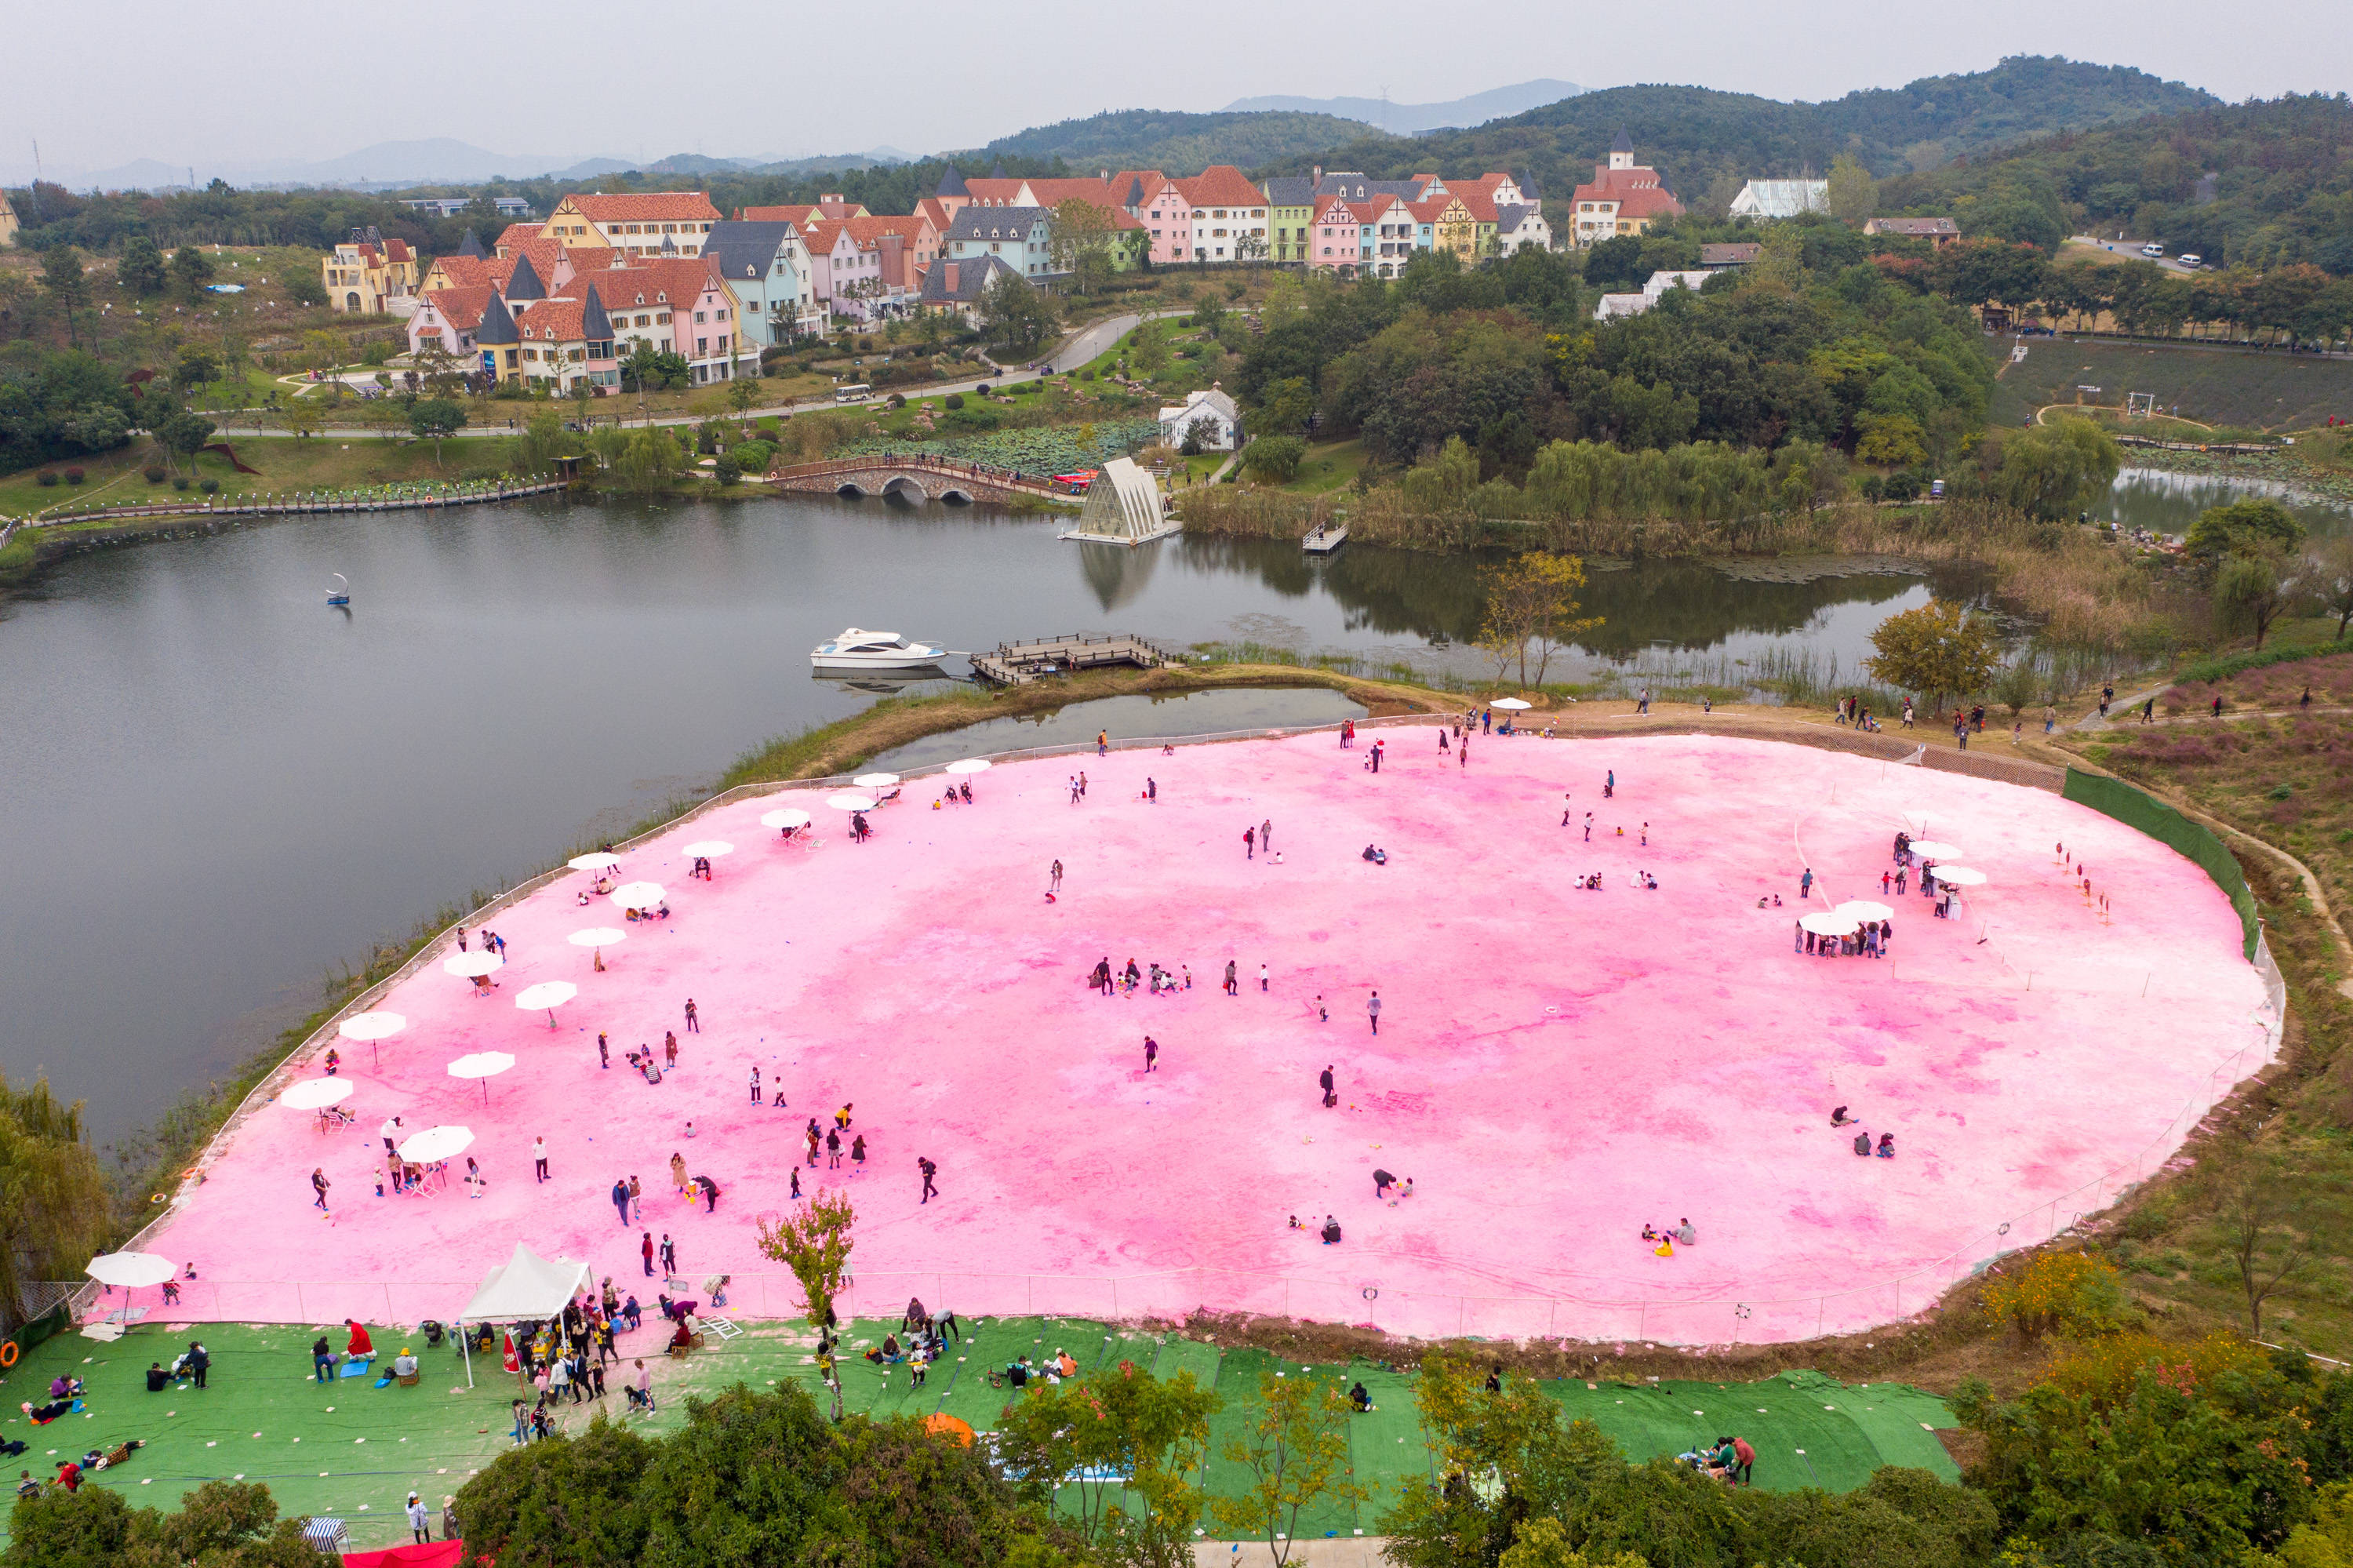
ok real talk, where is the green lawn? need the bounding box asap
[1284,438,1368,494]
[2,433,534,519]
[1991,338,2353,431]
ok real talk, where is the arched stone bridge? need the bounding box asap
[768,456,1075,506]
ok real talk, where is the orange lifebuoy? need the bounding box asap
[1,1340,19,1368]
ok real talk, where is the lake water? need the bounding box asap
[0,475,2257,1141]
[2100,466,2352,537]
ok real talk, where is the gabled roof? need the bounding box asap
[493,222,543,253]
[704,222,804,282]
[919,253,1018,304]
[1571,165,1682,221]
[1451,188,1499,223]
[427,255,496,290]
[475,291,519,345]
[1109,169,1164,206]
[1262,176,1316,206]
[518,297,594,343]
[849,214,930,244]
[944,206,1047,243]
[1018,177,1123,209]
[737,204,820,230]
[960,178,1030,206]
[456,228,486,259]
[1495,203,1545,233]
[1181,165,1265,209]
[562,191,720,224]
[504,253,547,302]
[1311,195,1362,224]
[417,285,495,333]
[935,166,969,198]
[914,197,955,233]
[561,257,722,311]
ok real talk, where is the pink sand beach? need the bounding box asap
[141,730,2271,1344]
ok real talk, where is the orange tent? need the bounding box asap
[923,1412,976,1447]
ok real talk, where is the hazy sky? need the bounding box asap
[5,0,2348,180]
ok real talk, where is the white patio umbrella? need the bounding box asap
[568,927,626,959]
[1908,840,1963,860]
[1492,697,1533,710]
[515,980,578,1028]
[1799,911,1860,936]
[336,1008,407,1069]
[447,1051,516,1104]
[442,951,503,979]
[278,1078,352,1111]
[853,772,900,788]
[85,1250,176,1329]
[761,808,812,832]
[1931,865,1988,886]
[608,880,664,911]
[1836,900,1895,923]
[944,759,993,776]
[827,792,876,812]
[398,1125,475,1163]
[681,839,734,860]
[566,852,622,873]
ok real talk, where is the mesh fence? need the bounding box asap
[2063,768,2260,959]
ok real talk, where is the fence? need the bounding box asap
[76,719,2273,1346]
[2063,767,2261,959]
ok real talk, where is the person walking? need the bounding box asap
[1460,736,1468,769]
[748,1065,762,1104]
[311,1168,330,1210]
[186,1341,208,1389]
[1368,991,1382,1035]
[850,1134,866,1170]
[533,1138,549,1183]
[598,1032,609,1070]
[918,1156,939,1204]
[628,1174,642,1221]
[1318,1065,1335,1108]
[1261,818,1272,852]
[664,1031,679,1069]
[827,1128,842,1168]
[1224,959,1238,995]
[1244,825,1255,860]
[611,1179,631,1227]
[1799,868,1813,900]
[659,1235,676,1274]
[684,999,700,1034]
[1259,962,1270,992]
[1144,1036,1158,1072]
[641,1231,656,1278]
[408,1493,432,1544]
[1049,860,1063,893]
[1097,729,1109,757]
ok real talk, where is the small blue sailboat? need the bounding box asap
[325,573,351,607]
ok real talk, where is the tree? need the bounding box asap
[1181,415,1218,457]
[117,236,169,297]
[755,1186,855,1344]
[1827,153,1878,222]
[1241,435,1306,482]
[1495,1518,1650,1568]
[2221,1162,2315,1338]
[413,343,466,398]
[517,409,569,475]
[1478,550,1603,686]
[2187,497,2305,559]
[1992,418,2120,520]
[979,272,1058,355]
[2307,535,2353,640]
[1129,326,1170,379]
[1243,375,1314,439]
[277,398,325,439]
[154,409,217,475]
[2215,546,2303,650]
[0,1074,114,1330]
[39,246,90,348]
[1864,598,2002,713]
[726,376,762,416]
[994,1359,1220,1568]
[451,1411,652,1568]
[1207,1372,1369,1568]
[170,244,216,301]
[173,344,220,393]
[407,397,467,467]
[1047,198,1117,286]
[1192,290,1227,336]
[621,346,690,393]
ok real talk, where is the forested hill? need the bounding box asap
[1261,57,2214,215]
[1882,93,2353,275]
[947,109,1397,177]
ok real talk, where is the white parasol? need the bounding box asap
[1931,865,1988,886]
[337,1011,406,1042]
[1908,840,1963,860]
[515,980,578,1027]
[1492,697,1533,710]
[827,792,876,812]
[1836,900,1894,922]
[762,808,813,831]
[398,1125,474,1163]
[681,839,734,860]
[1799,911,1860,936]
[608,880,665,911]
[442,951,503,979]
[447,1051,516,1104]
[567,852,622,872]
[944,759,993,776]
[85,1250,177,1329]
[853,772,900,788]
[568,927,626,952]
[278,1078,353,1111]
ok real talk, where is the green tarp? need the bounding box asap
[2064,767,2260,959]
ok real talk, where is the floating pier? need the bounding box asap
[969,631,1187,686]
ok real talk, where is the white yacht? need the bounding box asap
[811,628,948,671]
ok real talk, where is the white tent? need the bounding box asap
[451,1242,591,1386]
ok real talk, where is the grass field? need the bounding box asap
[1991,339,2353,431]
[0,433,535,518]
[1282,438,1369,494]
[0,1315,1955,1550]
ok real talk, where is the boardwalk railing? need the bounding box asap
[768,455,1071,498]
[18,478,569,529]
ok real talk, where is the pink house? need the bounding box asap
[1140,176,1195,266]
[1310,195,1365,275]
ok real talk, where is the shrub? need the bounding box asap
[1984,1250,2128,1341]
[144,464,167,483]
[944,394,965,410]
[64,466,85,484]
[200,478,220,494]
[1242,434,1307,482]
[172,475,191,490]
[35,470,58,487]
[886,393,905,409]
[712,457,743,486]
[974,383,991,395]
[1081,368,1096,380]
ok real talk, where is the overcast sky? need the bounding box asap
[5,0,2348,182]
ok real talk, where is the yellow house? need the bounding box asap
[544,192,722,258]
[321,226,419,314]
[1413,194,1482,264]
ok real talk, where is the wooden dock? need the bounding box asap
[1303,522,1348,554]
[970,631,1187,686]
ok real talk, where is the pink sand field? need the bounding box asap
[131,730,2274,1346]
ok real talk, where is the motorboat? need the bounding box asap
[325,573,351,606]
[811,628,948,671]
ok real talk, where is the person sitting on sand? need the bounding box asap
[1831,1106,1855,1126]
[1877,1133,1896,1159]
[1321,1216,1342,1245]
[1853,1131,1873,1157]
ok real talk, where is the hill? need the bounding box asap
[1222,79,1581,136]
[1263,56,2214,214]
[949,108,1395,178]
[1882,94,2353,275]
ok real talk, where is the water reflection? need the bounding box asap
[2102,467,2351,537]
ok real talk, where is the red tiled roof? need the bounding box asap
[562,192,720,224]
[914,198,955,232]
[561,257,719,310]
[493,223,542,253]
[516,297,591,342]
[1452,189,1498,223]
[960,179,1030,206]
[739,205,822,228]
[1020,177,1122,209]
[384,237,414,262]
[1570,166,1683,221]
[1407,194,1456,223]
[426,255,495,289]
[1181,165,1265,209]
[418,285,495,333]
[1312,195,1361,223]
[849,215,932,244]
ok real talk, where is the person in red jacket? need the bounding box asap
[1730,1435,1755,1484]
[53,1459,81,1493]
[345,1320,374,1359]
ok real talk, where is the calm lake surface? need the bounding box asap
[0,475,2260,1141]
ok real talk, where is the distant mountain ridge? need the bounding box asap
[1222,80,1581,136]
[948,109,1392,179]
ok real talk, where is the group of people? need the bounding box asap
[1832,697,1883,733]
[1640,1218,1697,1257]
[1092,955,1188,996]
[1796,919,1890,958]
[1682,1435,1756,1485]
[934,780,976,808]
[1830,1107,1897,1159]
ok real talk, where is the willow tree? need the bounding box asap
[1477,550,1602,686]
[0,1073,115,1328]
